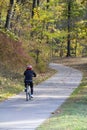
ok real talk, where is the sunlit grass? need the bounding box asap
[0,76,23,101]
[37,77,87,130]
[37,100,87,130]
[0,67,56,102]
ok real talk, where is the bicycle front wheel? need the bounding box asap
[26,92,29,101]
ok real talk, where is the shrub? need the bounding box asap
[36,61,47,73]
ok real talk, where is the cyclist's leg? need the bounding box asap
[30,82,33,95]
[24,82,27,92]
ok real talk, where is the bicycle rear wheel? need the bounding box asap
[26,85,31,101]
[29,93,31,100]
[26,91,29,101]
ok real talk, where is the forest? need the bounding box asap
[0,0,87,128]
[0,0,87,72]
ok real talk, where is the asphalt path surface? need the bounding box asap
[0,63,82,130]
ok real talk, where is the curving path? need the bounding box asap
[0,63,82,130]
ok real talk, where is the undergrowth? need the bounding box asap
[0,62,56,101]
[0,31,56,101]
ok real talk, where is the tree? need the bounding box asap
[37,0,40,6]
[5,0,14,29]
[47,0,50,9]
[1,0,87,58]
[66,0,72,57]
[32,0,36,18]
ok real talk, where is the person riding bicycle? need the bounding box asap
[24,65,36,98]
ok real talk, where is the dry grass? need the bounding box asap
[0,32,34,72]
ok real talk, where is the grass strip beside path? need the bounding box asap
[37,57,87,130]
[0,67,56,102]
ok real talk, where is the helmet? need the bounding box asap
[27,65,32,70]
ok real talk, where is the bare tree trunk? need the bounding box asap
[37,0,39,6]
[47,0,50,9]
[5,0,14,29]
[0,12,2,26]
[66,0,71,57]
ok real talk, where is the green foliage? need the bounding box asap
[29,0,86,57]
[0,0,87,70]
[0,29,19,41]
[36,61,47,73]
[28,39,50,71]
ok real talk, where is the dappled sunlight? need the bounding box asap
[0,119,44,128]
[36,94,70,99]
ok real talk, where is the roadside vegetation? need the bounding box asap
[0,60,56,102]
[0,67,56,102]
[0,32,56,101]
[37,57,87,130]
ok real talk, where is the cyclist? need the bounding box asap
[24,65,36,98]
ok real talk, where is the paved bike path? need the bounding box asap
[0,63,82,130]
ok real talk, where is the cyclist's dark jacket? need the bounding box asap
[24,69,36,83]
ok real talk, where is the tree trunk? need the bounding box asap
[0,12,2,26]
[66,0,71,57]
[37,0,39,6]
[47,0,50,9]
[5,0,14,29]
[32,0,36,18]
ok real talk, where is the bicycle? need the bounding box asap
[25,83,31,101]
